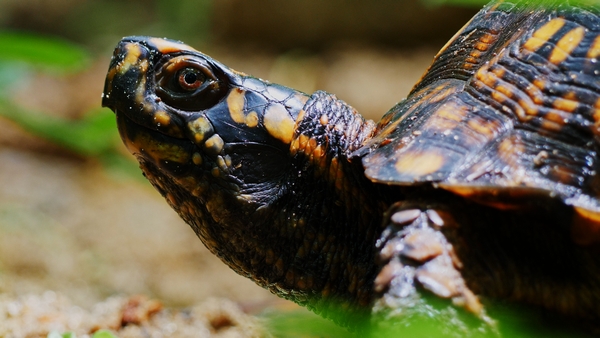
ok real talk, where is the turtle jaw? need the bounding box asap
[102,36,201,140]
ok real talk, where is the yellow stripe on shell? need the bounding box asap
[552,97,579,113]
[523,18,565,52]
[394,151,445,177]
[593,98,600,131]
[549,27,585,65]
[588,35,600,59]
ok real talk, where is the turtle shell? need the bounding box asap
[359,0,600,245]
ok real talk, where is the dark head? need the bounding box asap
[102,36,384,325]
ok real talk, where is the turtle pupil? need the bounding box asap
[177,68,203,91]
[184,72,197,84]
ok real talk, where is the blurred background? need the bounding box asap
[0,0,492,335]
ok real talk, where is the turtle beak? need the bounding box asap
[101,36,186,138]
[101,37,154,112]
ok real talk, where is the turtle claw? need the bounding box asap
[372,204,496,333]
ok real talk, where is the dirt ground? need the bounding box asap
[0,45,436,336]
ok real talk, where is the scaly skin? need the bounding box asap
[103,37,392,326]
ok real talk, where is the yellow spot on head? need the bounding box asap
[154,110,171,126]
[523,18,565,52]
[245,111,259,128]
[204,134,224,155]
[550,27,585,65]
[149,37,197,54]
[119,43,143,74]
[188,116,213,144]
[264,104,295,144]
[395,151,445,177]
[227,88,246,124]
[192,152,202,165]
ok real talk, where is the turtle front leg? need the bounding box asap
[371,202,495,333]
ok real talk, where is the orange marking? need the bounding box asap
[154,110,171,126]
[518,98,539,117]
[540,119,563,132]
[533,79,545,90]
[564,91,578,101]
[479,33,496,44]
[475,67,497,88]
[588,35,600,59]
[437,106,465,122]
[307,138,317,155]
[295,109,306,124]
[264,104,295,144]
[553,97,578,113]
[550,27,585,65]
[572,207,600,246]
[149,37,197,54]
[470,49,482,59]
[467,118,497,138]
[227,88,246,124]
[593,98,600,122]
[298,134,309,152]
[474,41,490,52]
[312,144,325,160]
[495,84,515,98]
[319,114,329,126]
[119,43,142,74]
[523,18,565,52]
[490,66,505,78]
[395,151,445,177]
[524,83,544,105]
[245,111,259,128]
[491,90,507,105]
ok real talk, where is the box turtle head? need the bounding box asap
[102,36,385,326]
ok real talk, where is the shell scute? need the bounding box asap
[362,1,600,233]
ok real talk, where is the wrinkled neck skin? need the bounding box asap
[141,91,388,326]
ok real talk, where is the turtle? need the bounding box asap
[101,0,600,334]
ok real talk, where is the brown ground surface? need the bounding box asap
[0,45,436,336]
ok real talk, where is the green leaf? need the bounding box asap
[92,330,118,338]
[0,100,119,156]
[0,31,90,73]
[46,332,76,338]
[0,100,143,181]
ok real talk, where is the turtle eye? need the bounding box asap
[177,68,205,91]
[155,55,229,111]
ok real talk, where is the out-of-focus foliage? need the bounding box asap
[264,302,595,338]
[47,330,117,338]
[0,31,90,73]
[423,0,600,6]
[0,30,139,178]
